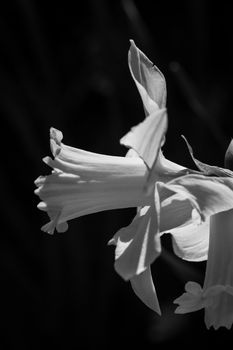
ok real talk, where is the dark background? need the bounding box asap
[1,0,233,348]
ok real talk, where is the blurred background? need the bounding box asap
[1,0,233,348]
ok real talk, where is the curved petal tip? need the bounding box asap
[50,128,63,157]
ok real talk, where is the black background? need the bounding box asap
[1,0,233,348]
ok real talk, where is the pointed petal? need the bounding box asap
[109,213,138,256]
[165,174,233,221]
[128,40,166,113]
[113,199,161,280]
[159,185,196,230]
[130,267,161,314]
[50,127,63,156]
[169,219,209,262]
[158,182,210,261]
[120,109,167,169]
[182,135,233,177]
[157,150,187,173]
[224,139,233,170]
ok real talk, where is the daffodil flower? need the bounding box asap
[174,139,233,329]
[35,40,233,323]
[35,40,198,315]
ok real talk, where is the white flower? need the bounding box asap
[35,40,193,315]
[36,41,233,322]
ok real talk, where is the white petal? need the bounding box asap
[120,109,167,169]
[157,150,187,173]
[182,135,233,177]
[159,189,196,231]
[225,139,233,170]
[128,40,166,114]
[166,174,233,220]
[170,219,209,262]
[114,200,161,280]
[130,267,161,314]
[156,182,209,261]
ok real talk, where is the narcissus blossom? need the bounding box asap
[174,140,233,329]
[35,41,233,327]
[35,40,193,315]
